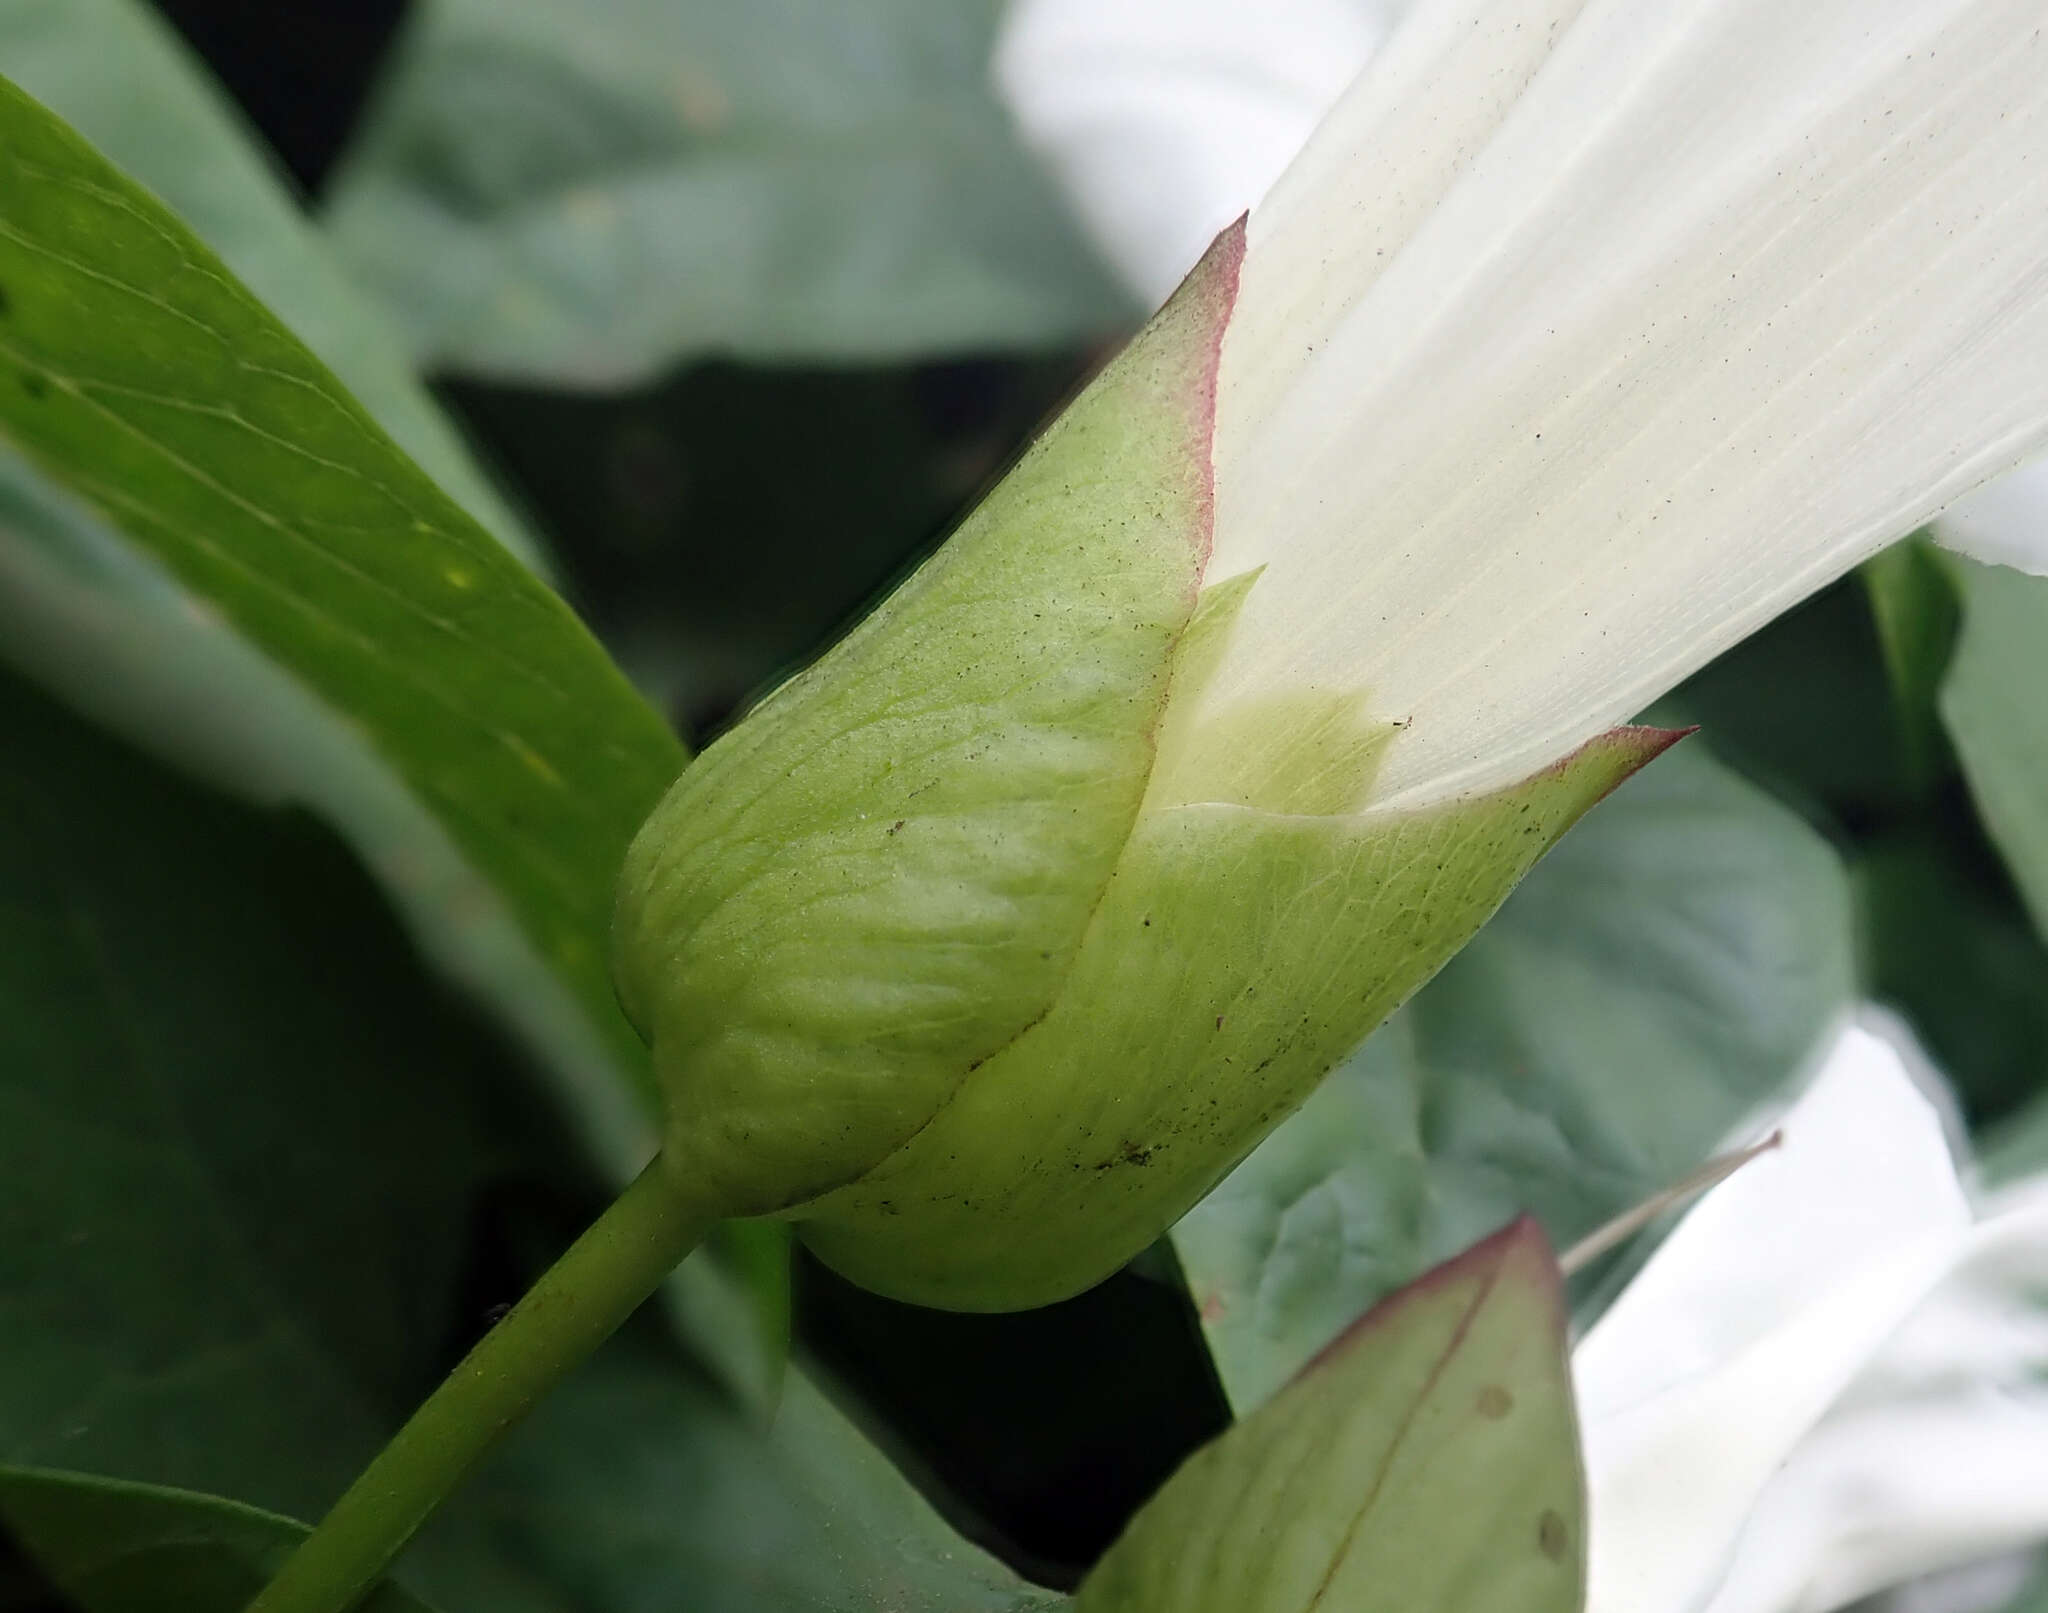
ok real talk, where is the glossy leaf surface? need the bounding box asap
[0,73,683,1093]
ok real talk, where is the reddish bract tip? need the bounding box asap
[1605,721,1698,760]
[1288,1215,1566,1392]
[1541,722,1694,808]
[1166,214,1247,574]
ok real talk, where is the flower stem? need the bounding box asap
[1559,1131,1783,1276]
[244,1154,717,1613]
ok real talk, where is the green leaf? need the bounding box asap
[1942,555,2048,951]
[0,1356,1070,1613]
[0,667,993,1613]
[0,663,519,1520]
[1983,1094,2048,1187]
[0,1467,439,1613]
[407,1333,1068,1613]
[0,0,540,564]
[1660,576,1916,822]
[1078,1221,1583,1613]
[1173,745,1855,1409]
[0,7,670,1180]
[1862,535,1962,794]
[321,0,1133,385]
[1855,825,2048,1125]
[0,71,683,1111]
[0,52,782,1378]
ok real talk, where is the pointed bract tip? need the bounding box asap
[1540,722,1693,809]
[1290,1216,1565,1390]
[1141,213,1247,577]
[1162,212,1246,339]
[1581,721,1694,768]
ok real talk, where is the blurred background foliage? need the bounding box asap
[0,0,2043,1609]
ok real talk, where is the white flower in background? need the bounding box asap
[1934,457,2048,577]
[1573,1019,2048,1613]
[999,1,2048,743]
[992,0,1398,307]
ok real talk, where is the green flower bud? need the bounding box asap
[612,221,1671,1309]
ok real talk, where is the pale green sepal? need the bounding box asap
[613,223,1245,1214]
[798,726,1682,1309]
[1144,567,1398,815]
[1076,1218,1585,1613]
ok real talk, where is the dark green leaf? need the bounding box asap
[0,0,685,1179]
[0,665,1005,1613]
[1678,556,2046,1127]
[0,55,786,1402]
[0,3,679,1186]
[1855,825,2048,1125]
[1658,576,1918,823]
[321,0,1133,384]
[1862,535,1962,794]
[0,663,520,1518]
[1984,1095,2048,1187]
[0,0,540,563]
[0,71,683,1100]
[0,1467,437,1613]
[1174,745,1854,1408]
[1942,556,2048,950]
[408,1327,1066,1613]
[1079,1222,1583,1613]
[0,1357,1069,1613]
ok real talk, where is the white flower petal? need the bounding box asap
[1189,0,2048,808]
[1573,1021,1975,1613]
[1933,452,2048,578]
[1699,1188,2048,1613]
[993,0,1390,306]
[1575,1023,1970,1422]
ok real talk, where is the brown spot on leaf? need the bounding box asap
[1095,1139,1156,1171]
[1538,1510,1570,1563]
[1476,1384,1513,1419]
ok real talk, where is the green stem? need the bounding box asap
[245,1154,717,1613]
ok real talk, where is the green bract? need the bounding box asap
[1077,1219,1585,1613]
[614,222,1675,1310]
